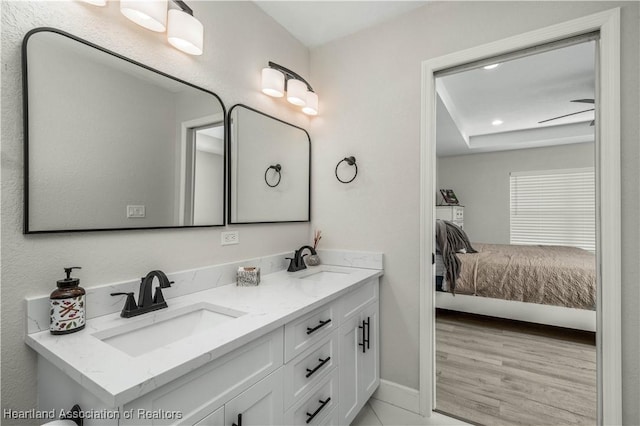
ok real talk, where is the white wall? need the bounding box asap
[437,143,595,244]
[1,0,311,413]
[310,2,639,423]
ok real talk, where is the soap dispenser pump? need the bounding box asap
[49,267,86,335]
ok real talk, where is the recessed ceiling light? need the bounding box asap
[483,63,500,70]
[492,119,504,126]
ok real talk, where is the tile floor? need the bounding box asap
[351,398,471,426]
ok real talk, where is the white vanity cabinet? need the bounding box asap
[191,369,285,426]
[222,368,284,426]
[338,284,380,425]
[121,278,379,426]
[32,269,381,426]
[121,329,284,426]
[193,406,224,426]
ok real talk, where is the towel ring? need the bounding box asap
[265,164,282,187]
[335,156,358,184]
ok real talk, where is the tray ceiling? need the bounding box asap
[437,41,596,156]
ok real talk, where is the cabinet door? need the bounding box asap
[338,315,361,425]
[122,329,283,426]
[224,368,284,426]
[194,405,224,426]
[359,302,380,399]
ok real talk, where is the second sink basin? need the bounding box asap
[94,303,246,357]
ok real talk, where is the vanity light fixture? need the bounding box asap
[120,0,168,32]
[84,0,204,55]
[286,79,307,106]
[79,0,107,6]
[302,91,319,116]
[167,2,203,55]
[261,62,319,116]
[261,68,285,97]
[492,119,504,126]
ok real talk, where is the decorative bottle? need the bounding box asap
[50,267,86,335]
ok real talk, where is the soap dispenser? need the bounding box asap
[50,267,86,335]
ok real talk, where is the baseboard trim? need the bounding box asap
[372,379,420,413]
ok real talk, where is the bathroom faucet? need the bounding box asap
[138,270,172,308]
[287,245,317,272]
[110,270,174,318]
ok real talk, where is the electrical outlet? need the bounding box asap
[221,231,239,246]
[127,205,145,218]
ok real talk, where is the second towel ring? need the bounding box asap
[335,156,358,184]
[265,164,282,187]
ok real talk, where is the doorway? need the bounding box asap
[433,38,597,425]
[184,123,225,226]
[419,8,621,425]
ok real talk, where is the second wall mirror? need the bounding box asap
[228,105,310,224]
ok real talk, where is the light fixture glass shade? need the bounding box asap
[167,9,204,55]
[287,79,307,106]
[302,91,318,116]
[120,0,168,32]
[79,0,107,6]
[261,68,285,97]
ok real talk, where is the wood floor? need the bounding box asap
[435,309,596,426]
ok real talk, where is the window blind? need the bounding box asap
[510,167,595,252]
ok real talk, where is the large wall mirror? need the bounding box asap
[228,105,310,224]
[23,28,226,233]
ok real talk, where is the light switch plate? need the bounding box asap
[221,231,239,245]
[127,205,145,218]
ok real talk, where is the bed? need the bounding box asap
[435,233,597,331]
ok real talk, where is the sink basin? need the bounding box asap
[298,270,351,282]
[94,303,245,357]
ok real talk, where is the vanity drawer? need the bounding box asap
[122,328,283,425]
[284,330,338,409]
[316,406,341,426]
[339,278,378,321]
[284,367,339,426]
[284,302,338,362]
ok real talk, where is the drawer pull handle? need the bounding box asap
[305,356,331,378]
[306,397,331,424]
[358,317,370,353]
[306,319,332,335]
[366,316,371,350]
[232,413,242,426]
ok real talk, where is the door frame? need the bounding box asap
[177,113,224,225]
[419,8,621,425]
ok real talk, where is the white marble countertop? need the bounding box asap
[25,265,382,407]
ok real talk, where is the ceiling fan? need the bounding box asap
[539,99,595,126]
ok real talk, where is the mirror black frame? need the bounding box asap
[22,27,227,234]
[227,104,311,225]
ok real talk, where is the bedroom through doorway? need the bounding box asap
[433,37,598,425]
